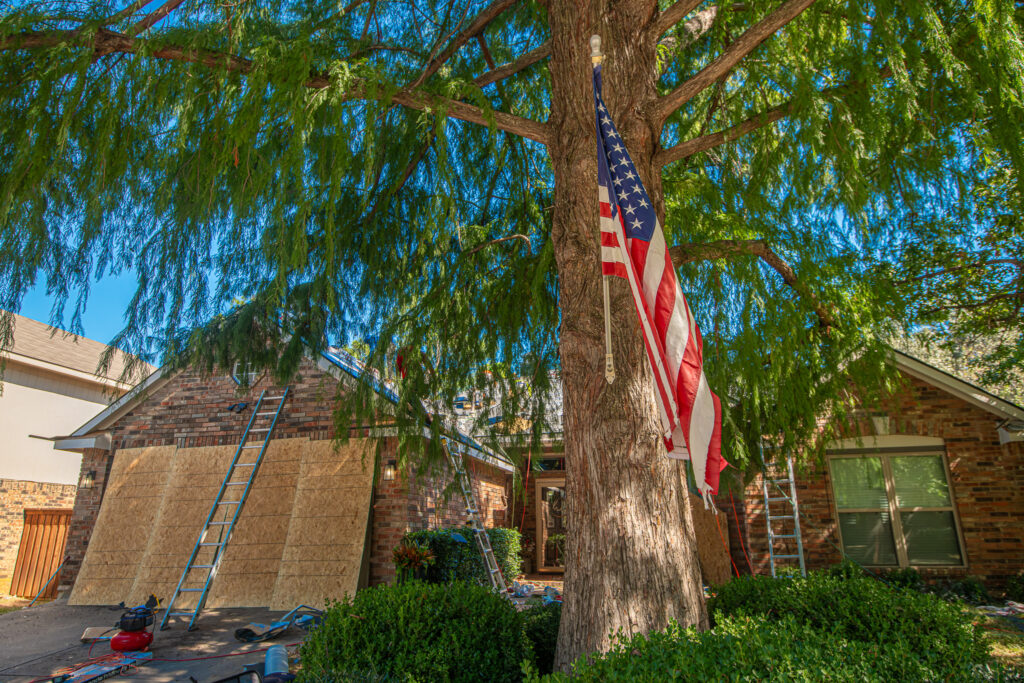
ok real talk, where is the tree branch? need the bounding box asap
[904,258,1024,283]
[474,41,550,87]
[656,0,818,123]
[407,0,517,91]
[465,234,530,255]
[656,0,704,36]
[126,0,187,36]
[656,66,892,167]
[1,28,550,144]
[670,239,835,329]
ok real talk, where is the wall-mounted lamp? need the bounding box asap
[382,460,397,481]
[81,470,96,489]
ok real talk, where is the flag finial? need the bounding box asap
[590,35,603,65]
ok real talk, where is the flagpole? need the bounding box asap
[592,34,615,385]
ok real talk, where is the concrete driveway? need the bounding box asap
[0,598,306,682]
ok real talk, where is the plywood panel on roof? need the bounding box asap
[69,445,175,605]
[268,439,374,610]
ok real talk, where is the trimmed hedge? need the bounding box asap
[708,571,990,670]
[403,526,520,585]
[297,581,529,683]
[528,614,987,682]
[523,602,561,675]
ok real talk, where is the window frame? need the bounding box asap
[827,445,967,569]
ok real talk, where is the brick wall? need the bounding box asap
[735,373,1024,588]
[61,358,513,594]
[368,451,512,586]
[1,479,77,594]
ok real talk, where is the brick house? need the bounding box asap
[731,350,1024,589]
[51,348,513,607]
[0,311,151,599]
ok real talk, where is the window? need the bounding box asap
[829,450,964,567]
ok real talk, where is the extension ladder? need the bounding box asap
[160,387,290,630]
[441,437,511,601]
[761,456,807,578]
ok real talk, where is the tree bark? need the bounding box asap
[546,0,708,671]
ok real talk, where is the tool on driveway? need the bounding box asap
[161,388,291,631]
[234,605,323,643]
[110,596,158,652]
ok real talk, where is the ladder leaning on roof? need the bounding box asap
[440,436,512,601]
[160,387,290,631]
[761,455,807,578]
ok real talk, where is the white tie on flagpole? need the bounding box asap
[592,34,615,385]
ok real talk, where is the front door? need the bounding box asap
[535,477,566,572]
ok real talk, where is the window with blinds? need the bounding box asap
[829,450,964,567]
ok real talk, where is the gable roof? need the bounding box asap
[891,349,1024,423]
[52,346,513,471]
[3,311,155,386]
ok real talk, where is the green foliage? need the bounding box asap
[522,602,561,676]
[709,572,990,668]
[402,526,520,586]
[926,575,993,605]
[879,567,925,591]
[527,614,989,682]
[1007,572,1024,603]
[297,581,529,683]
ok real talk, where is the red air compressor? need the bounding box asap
[110,604,155,651]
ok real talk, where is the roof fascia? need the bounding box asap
[890,350,1024,422]
[67,366,174,437]
[1,350,136,392]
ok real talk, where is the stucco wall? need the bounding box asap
[0,360,114,484]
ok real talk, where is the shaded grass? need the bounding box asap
[976,610,1024,669]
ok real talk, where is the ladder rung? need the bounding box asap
[179,588,204,592]
[256,412,277,416]
[249,428,270,433]
[242,445,263,449]
[767,497,790,502]
[170,611,195,617]
[225,482,247,486]
[218,501,241,505]
[774,554,801,559]
[771,533,797,539]
[209,521,232,525]
[200,542,224,546]
[768,515,794,520]
[233,462,257,467]
[772,478,791,484]
[191,565,214,569]
[263,395,286,400]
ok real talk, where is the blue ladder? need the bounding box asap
[159,387,290,630]
[761,456,807,578]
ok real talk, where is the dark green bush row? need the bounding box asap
[708,571,990,669]
[1008,572,1024,602]
[297,581,529,683]
[523,602,561,675]
[402,526,520,586]
[528,614,1000,682]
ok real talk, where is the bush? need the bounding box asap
[926,575,992,605]
[298,581,530,683]
[1007,572,1024,602]
[402,526,520,585]
[527,614,984,682]
[708,571,990,670]
[880,567,924,591]
[523,602,561,675]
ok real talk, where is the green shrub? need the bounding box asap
[523,602,561,675]
[827,558,865,580]
[527,614,983,682]
[880,567,924,591]
[708,571,990,670]
[926,575,992,605]
[1007,571,1024,602]
[297,581,530,683]
[403,526,520,585]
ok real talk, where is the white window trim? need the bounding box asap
[827,444,967,570]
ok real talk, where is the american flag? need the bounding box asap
[594,63,727,502]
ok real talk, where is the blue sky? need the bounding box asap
[18,272,139,345]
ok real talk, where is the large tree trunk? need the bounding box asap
[547,0,709,672]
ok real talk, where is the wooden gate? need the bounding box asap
[10,509,72,599]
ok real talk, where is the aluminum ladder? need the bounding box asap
[761,456,807,578]
[160,387,290,630]
[441,437,511,600]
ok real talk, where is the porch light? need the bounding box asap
[383,460,397,481]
